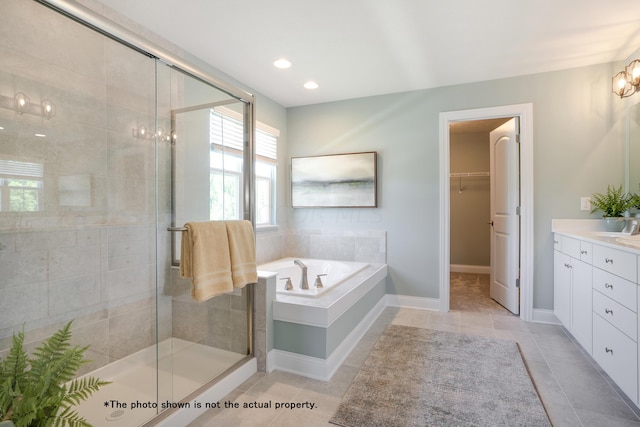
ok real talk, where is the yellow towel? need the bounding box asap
[225,220,258,288]
[180,221,234,302]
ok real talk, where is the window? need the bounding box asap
[209,108,278,227]
[0,159,44,212]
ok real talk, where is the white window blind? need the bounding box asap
[0,159,44,178]
[210,107,278,163]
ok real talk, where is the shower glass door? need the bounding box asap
[155,64,252,410]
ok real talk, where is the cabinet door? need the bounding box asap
[554,250,572,329]
[572,259,593,354]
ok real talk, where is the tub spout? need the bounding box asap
[293,259,309,289]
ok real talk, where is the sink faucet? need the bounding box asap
[293,259,309,289]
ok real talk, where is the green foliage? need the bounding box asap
[0,322,110,427]
[590,185,632,217]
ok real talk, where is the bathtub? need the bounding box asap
[258,257,368,297]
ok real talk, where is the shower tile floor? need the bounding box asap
[76,338,244,427]
[190,273,640,426]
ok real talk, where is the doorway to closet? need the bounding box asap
[439,104,534,321]
[449,117,514,315]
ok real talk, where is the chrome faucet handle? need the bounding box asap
[314,274,327,288]
[279,277,293,290]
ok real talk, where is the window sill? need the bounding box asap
[256,224,279,233]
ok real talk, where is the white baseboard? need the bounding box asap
[271,296,387,381]
[385,294,440,311]
[450,264,490,274]
[531,308,561,325]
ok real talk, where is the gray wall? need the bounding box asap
[287,62,626,310]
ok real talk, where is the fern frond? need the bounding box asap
[63,377,111,407]
[0,330,28,390]
[590,184,631,217]
[30,322,74,381]
[1,320,108,427]
[46,405,92,427]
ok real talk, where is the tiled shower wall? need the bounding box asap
[0,0,171,375]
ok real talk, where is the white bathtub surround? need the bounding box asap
[271,296,387,382]
[258,257,387,382]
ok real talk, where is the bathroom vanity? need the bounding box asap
[553,223,640,405]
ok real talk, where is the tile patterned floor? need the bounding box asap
[189,274,640,426]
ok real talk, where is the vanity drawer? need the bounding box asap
[592,244,637,282]
[593,314,638,402]
[592,268,637,312]
[561,236,581,258]
[593,290,637,340]
[559,236,592,263]
[579,241,593,264]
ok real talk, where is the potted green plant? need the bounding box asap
[590,184,632,231]
[0,321,110,427]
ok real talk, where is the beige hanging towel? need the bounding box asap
[225,220,258,288]
[180,221,234,302]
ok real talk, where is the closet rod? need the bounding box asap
[449,172,490,178]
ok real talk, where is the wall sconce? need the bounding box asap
[132,124,172,142]
[612,59,640,98]
[14,92,30,114]
[0,92,56,119]
[132,124,149,139]
[41,99,55,119]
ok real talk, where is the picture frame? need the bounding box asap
[291,151,377,208]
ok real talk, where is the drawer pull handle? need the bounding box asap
[605,347,614,354]
[554,240,559,244]
[605,283,613,289]
[564,263,572,269]
[605,258,614,264]
[581,250,587,255]
[605,308,614,315]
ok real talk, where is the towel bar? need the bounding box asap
[167,227,187,232]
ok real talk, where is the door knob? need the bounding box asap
[488,221,494,226]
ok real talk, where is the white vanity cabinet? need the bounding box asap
[554,232,639,405]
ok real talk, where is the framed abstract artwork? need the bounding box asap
[291,151,377,208]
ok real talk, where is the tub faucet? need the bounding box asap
[293,259,309,289]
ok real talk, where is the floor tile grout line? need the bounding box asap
[528,326,586,427]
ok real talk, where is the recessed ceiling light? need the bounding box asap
[0,126,4,130]
[304,81,319,90]
[35,133,46,138]
[273,58,291,69]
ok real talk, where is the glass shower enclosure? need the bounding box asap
[0,1,255,426]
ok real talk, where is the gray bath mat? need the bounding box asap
[330,325,550,427]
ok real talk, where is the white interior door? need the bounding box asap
[489,118,520,314]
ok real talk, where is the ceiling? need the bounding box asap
[98,0,640,108]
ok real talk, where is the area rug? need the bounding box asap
[330,325,550,427]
